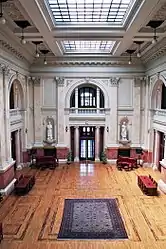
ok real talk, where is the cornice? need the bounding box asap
[0,39,27,62]
[143,37,166,64]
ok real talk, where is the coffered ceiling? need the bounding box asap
[0,0,166,66]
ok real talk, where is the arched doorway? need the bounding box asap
[70,85,105,161]
[9,79,24,167]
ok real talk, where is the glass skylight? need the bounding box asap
[62,40,116,53]
[48,0,133,25]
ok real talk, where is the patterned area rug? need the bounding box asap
[57,198,128,240]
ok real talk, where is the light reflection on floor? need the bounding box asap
[80,163,94,176]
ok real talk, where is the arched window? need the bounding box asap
[70,85,104,108]
[79,87,96,107]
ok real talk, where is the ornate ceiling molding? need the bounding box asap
[0,39,27,62]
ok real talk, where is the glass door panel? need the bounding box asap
[80,139,86,158]
[80,139,95,160]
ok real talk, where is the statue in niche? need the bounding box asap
[46,121,53,141]
[43,117,56,145]
[121,121,128,141]
[119,117,130,145]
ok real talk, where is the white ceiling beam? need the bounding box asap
[17,0,62,56]
[114,0,166,56]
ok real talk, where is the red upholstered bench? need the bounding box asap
[15,175,35,195]
[137,175,157,196]
[117,156,137,171]
[36,156,59,169]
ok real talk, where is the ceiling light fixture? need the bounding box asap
[126,49,136,65]
[32,41,42,58]
[40,49,49,65]
[134,41,144,58]
[147,20,164,45]
[14,20,31,45]
[0,0,8,25]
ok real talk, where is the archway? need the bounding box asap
[9,78,25,167]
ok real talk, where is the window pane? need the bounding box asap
[48,0,136,25]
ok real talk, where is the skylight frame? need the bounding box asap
[48,0,137,26]
[62,40,116,54]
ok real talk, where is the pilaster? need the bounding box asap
[33,77,42,146]
[55,77,65,146]
[106,77,120,146]
[132,77,141,146]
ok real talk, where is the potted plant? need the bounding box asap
[67,151,73,164]
[100,151,107,164]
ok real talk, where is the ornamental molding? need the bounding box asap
[0,39,27,62]
[109,77,120,86]
[143,37,166,64]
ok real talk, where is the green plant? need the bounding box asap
[100,151,107,164]
[67,151,73,164]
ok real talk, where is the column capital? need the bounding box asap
[28,76,41,84]
[109,77,120,86]
[95,126,100,129]
[134,77,146,87]
[54,77,64,86]
[0,63,11,76]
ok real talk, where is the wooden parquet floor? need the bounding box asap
[0,163,166,249]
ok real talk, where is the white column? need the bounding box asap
[56,77,65,146]
[0,69,6,168]
[95,126,100,161]
[16,130,21,165]
[132,77,141,147]
[160,134,166,167]
[144,77,150,149]
[153,130,160,168]
[74,126,79,162]
[96,88,100,113]
[4,70,15,162]
[75,87,78,113]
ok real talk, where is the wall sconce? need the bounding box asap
[25,128,28,133]
[65,126,68,132]
[106,127,109,132]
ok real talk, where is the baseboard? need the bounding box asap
[107,159,117,164]
[0,178,16,196]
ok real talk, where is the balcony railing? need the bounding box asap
[154,109,166,116]
[69,108,106,114]
[9,109,23,122]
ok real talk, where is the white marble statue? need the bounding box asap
[46,121,53,141]
[121,121,128,140]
